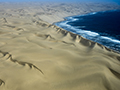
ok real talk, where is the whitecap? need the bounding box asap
[83,31,99,36]
[101,36,120,43]
[67,17,79,22]
[90,12,97,15]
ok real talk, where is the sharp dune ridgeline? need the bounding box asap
[0,2,120,90]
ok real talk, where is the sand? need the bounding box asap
[0,2,120,90]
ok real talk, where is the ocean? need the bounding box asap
[55,10,120,52]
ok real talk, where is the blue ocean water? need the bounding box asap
[55,10,120,52]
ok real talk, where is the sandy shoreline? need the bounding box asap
[0,2,120,90]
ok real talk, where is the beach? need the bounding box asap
[0,2,120,90]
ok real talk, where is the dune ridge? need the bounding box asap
[0,50,44,74]
[0,2,120,90]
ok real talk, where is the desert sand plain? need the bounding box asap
[0,2,120,90]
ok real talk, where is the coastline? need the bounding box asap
[0,2,120,90]
[52,9,120,26]
[54,9,120,53]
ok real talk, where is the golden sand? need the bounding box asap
[0,2,120,90]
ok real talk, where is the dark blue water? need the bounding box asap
[55,10,120,52]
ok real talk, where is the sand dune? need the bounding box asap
[0,2,120,90]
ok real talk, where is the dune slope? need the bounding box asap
[0,16,120,90]
[0,2,120,90]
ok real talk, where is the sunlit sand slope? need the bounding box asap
[0,15,120,90]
